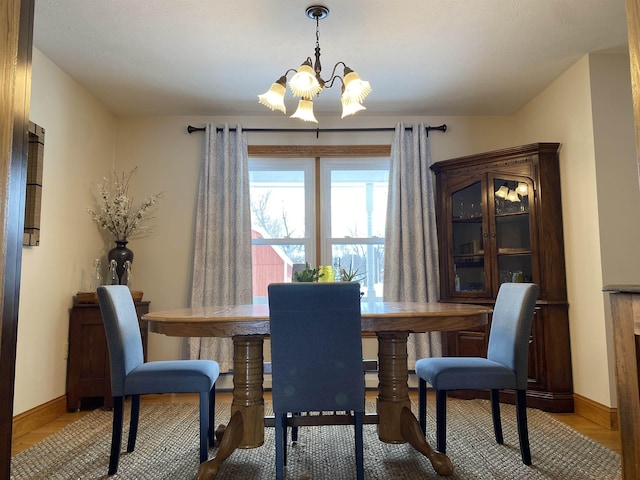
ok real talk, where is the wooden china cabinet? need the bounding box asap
[431,143,573,412]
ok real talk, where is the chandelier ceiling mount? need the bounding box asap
[258,5,372,123]
[305,5,329,21]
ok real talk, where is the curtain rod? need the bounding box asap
[186,124,447,138]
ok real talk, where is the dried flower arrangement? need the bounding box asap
[87,167,162,242]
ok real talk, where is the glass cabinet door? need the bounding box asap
[451,181,486,294]
[492,176,533,287]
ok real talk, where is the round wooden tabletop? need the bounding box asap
[144,301,491,338]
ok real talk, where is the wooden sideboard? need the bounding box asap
[66,299,149,411]
[604,286,640,480]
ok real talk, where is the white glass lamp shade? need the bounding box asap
[341,96,366,118]
[516,182,529,196]
[290,98,318,123]
[258,81,287,114]
[495,185,509,198]
[506,189,520,202]
[342,69,372,103]
[289,63,323,98]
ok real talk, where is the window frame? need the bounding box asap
[247,144,390,268]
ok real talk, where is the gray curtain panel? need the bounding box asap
[383,123,441,367]
[189,124,253,372]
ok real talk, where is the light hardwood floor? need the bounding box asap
[11,390,621,457]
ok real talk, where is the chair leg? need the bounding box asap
[435,390,447,453]
[515,389,532,465]
[127,395,140,453]
[208,384,216,446]
[199,391,209,463]
[418,378,427,435]
[355,411,364,480]
[490,389,504,444]
[109,396,125,475]
[275,412,286,480]
[291,412,299,443]
[283,414,289,466]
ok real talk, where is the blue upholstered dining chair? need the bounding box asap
[415,282,539,465]
[96,285,219,475]
[268,282,365,480]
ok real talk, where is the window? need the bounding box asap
[249,155,389,303]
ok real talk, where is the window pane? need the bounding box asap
[251,241,305,304]
[324,159,389,301]
[249,159,313,304]
[330,169,388,238]
[249,168,307,238]
[331,243,385,301]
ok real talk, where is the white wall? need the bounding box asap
[510,52,638,407]
[590,53,640,406]
[14,49,116,415]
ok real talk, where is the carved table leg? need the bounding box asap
[377,332,453,476]
[401,407,454,476]
[197,411,243,480]
[196,335,265,479]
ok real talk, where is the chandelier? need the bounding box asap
[258,5,372,123]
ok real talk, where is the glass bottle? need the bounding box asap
[123,260,133,289]
[333,258,342,282]
[108,259,119,285]
[90,259,102,291]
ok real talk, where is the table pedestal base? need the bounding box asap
[377,332,453,476]
[198,332,453,479]
[197,335,264,480]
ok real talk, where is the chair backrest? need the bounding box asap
[268,282,365,414]
[97,285,145,397]
[487,282,539,389]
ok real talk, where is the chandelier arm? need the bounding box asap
[319,61,347,90]
[322,73,344,90]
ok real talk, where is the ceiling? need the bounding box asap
[33,0,629,118]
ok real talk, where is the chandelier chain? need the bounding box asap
[314,14,322,82]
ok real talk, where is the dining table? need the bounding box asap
[143,300,491,479]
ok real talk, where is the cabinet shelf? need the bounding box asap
[454,253,485,258]
[495,211,529,218]
[497,248,531,255]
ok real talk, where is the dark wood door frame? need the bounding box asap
[0,1,33,478]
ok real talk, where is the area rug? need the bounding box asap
[10,400,621,479]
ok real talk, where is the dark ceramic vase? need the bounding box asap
[108,240,133,284]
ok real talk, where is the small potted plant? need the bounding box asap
[294,263,324,282]
[341,260,366,283]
